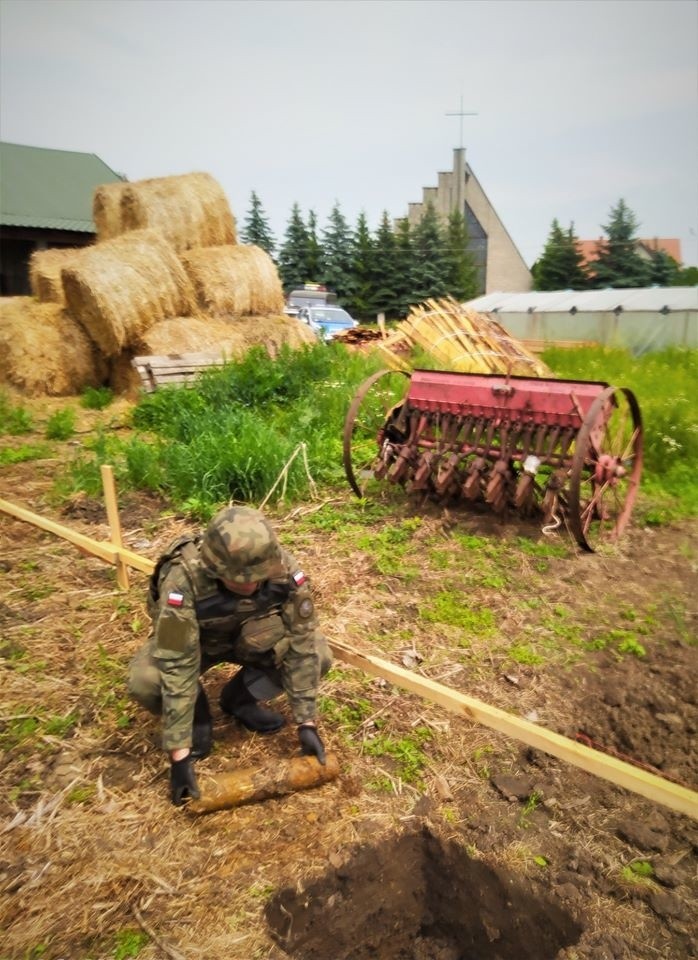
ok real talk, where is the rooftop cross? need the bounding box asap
[445,95,478,148]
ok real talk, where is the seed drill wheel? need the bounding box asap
[568,386,643,552]
[343,369,411,498]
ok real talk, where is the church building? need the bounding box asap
[405,148,532,295]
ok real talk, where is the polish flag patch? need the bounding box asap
[167,591,184,607]
[293,571,307,586]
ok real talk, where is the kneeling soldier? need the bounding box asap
[128,505,332,805]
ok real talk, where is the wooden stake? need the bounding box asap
[328,639,698,821]
[100,465,129,590]
[188,753,341,814]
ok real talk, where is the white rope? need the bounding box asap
[542,497,562,536]
[258,442,318,510]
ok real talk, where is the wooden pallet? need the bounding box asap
[132,351,228,392]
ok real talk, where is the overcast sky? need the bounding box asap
[1,0,697,267]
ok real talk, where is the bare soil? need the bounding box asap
[0,415,696,960]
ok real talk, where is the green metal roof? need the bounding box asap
[0,141,125,232]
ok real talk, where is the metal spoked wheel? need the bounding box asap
[568,386,643,552]
[343,369,410,498]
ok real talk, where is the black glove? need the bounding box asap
[170,755,200,806]
[298,724,326,765]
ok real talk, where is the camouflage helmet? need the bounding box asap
[200,506,285,584]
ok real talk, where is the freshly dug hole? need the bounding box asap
[266,827,583,960]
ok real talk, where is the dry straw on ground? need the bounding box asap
[61,229,198,358]
[181,244,285,317]
[117,172,237,252]
[29,247,88,305]
[0,297,107,396]
[93,181,131,241]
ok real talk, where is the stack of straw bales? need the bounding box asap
[0,171,306,397]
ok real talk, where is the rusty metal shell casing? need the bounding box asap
[187,753,340,814]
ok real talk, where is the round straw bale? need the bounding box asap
[180,246,251,317]
[93,181,130,241]
[29,247,89,305]
[234,313,318,352]
[119,173,236,252]
[61,229,198,358]
[134,315,248,356]
[180,244,284,317]
[244,245,285,315]
[0,298,107,396]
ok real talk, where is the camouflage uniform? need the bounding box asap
[127,507,332,752]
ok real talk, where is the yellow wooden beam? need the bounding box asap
[329,639,698,820]
[0,497,155,575]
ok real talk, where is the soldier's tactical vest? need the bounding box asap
[148,535,298,646]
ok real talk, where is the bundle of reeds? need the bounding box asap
[93,181,130,241]
[0,298,107,396]
[378,296,551,377]
[117,172,236,252]
[180,244,285,317]
[61,229,198,357]
[28,247,88,305]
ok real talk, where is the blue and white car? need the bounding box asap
[298,306,358,342]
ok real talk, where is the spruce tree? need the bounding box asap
[532,219,589,291]
[371,210,400,317]
[277,203,310,292]
[240,191,276,256]
[348,211,375,320]
[647,249,680,286]
[306,210,323,282]
[394,218,417,317]
[321,203,354,299]
[444,209,479,301]
[411,203,450,302]
[591,199,652,288]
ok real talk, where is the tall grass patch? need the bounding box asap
[543,346,698,519]
[57,342,383,514]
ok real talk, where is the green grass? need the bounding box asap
[81,386,114,410]
[0,443,51,465]
[0,391,34,435]
[55,342,383,515]
[49,345,697,524]
[45,407,76,440]
[543,346,698,518]
[419,591,496,638]
[363,726,432,786]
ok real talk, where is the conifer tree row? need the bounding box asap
[242,193,480,320]
[531,198,690,291]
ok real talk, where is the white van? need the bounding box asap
[284,284,338,317]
